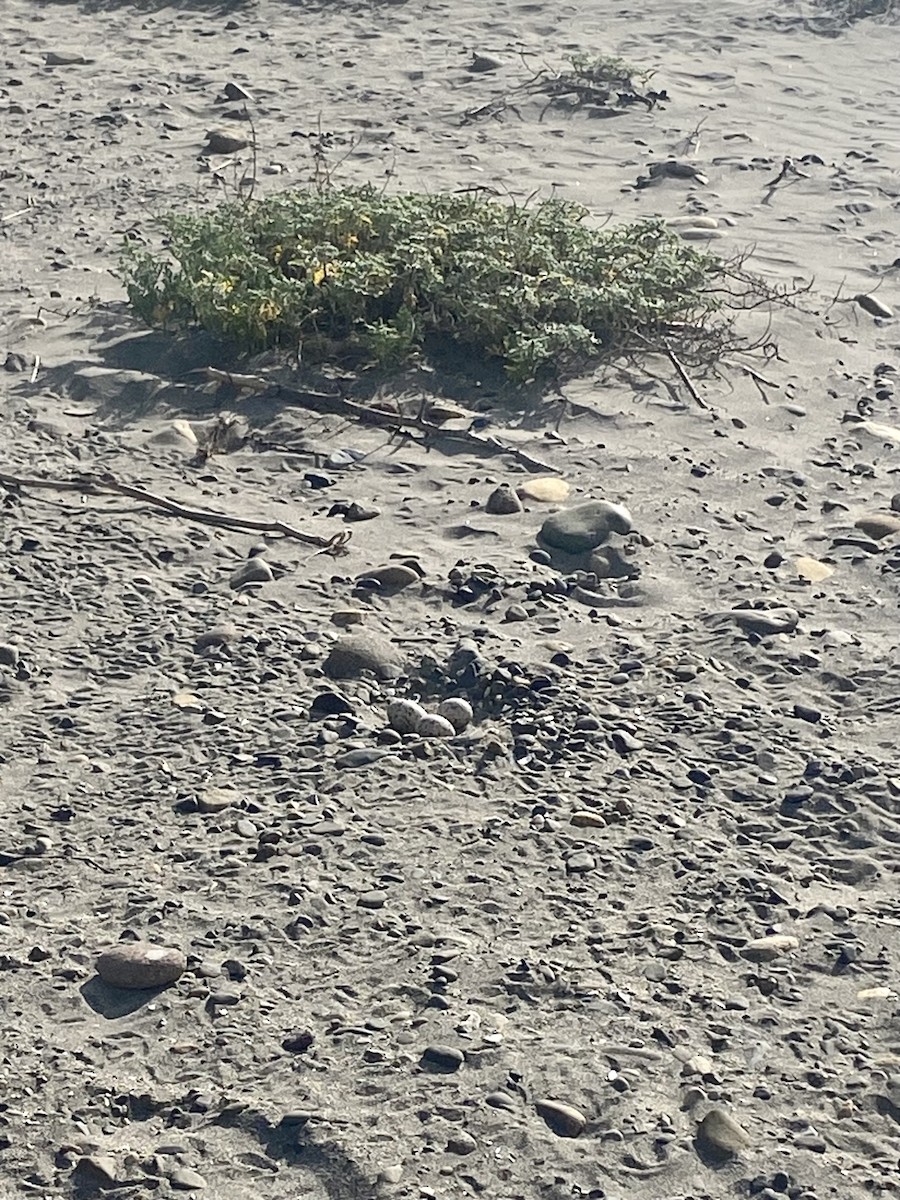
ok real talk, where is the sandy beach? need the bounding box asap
[2,1,900,1197]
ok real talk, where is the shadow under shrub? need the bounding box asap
[122,186,735,383]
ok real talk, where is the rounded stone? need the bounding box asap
[96,942,186,990]
[387,699,427,734]
[741,934,799,963]
[485,484,524,515]
[437,698,473,732]
[421,1044,464,1072]
[539,501,633,554]
[416,713,456,739]
[696,1108,750,1156]
[229,557,273,590]
[517,477,570,503]
[855,514,900,541]
[534,1098,586,1138]
[171,1167,207,1191]
[323,634,403,680]
[356,564,420,591]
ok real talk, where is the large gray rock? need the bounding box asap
[539,500,633,554]
[96,943,186,990]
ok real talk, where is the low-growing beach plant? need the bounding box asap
[122,185,739,383]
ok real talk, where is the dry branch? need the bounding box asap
[0,470,349,551]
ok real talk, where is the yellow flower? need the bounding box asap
[342,232,359,249]
[312,261,338,286]
[258,299,281,321]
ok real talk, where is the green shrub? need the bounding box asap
[122,186,727,382]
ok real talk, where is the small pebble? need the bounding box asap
[171,1167,208,1191]
[229,557,273,589]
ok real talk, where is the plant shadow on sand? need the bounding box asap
[31,300,561,447]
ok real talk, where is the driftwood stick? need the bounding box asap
[0,470,348,551]
[661,339,710,410]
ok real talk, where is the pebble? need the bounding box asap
[741,934,799,963]
[0,643,19,667]
[95,942,186,990]
[196,788,238,814]
[855,514,900,540]
[485,484,524,514]
[505,604,529,622]
[729,607,799,636]
[696,1108,751,1156]
[854,293,893,319]
[565,850,595,874]
[204,129,249,154]
[416,713,456,738]
[281,1029,315,1053]
[229,557,273,589]
[334,748,398,769]
[378,1165,403,1184]
[437,698,473,732]
[570,810,606,828]
[421,1044,465,1072]
[77,1156,118,1187]
[387,698,427,733]
[356,564,420,591]
[193,623,237,651]
[323,633,403,680]
[171,1167,208,1191]
[331,609,365,628]
[447,1131,478,1155]
[517,477,570,503]
[794,556,833,582]
[539,500,633,554]
[534,1098,587,1138]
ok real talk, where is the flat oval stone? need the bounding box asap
[517,477,570,503]
[855,514,900,541]
[534,1098,586,1138]
[421,1044,464,1072]
[357,564,420,591]
[539,500,633,554]
[96,943,186,990]
[741,934,799,963]
[323,633,403,680]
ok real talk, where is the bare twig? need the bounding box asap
[661,338,711,410]
[0,470,350,551]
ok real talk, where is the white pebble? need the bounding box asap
[416,713,457,739]
[387,699,428,734]
[438,697,474,732]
